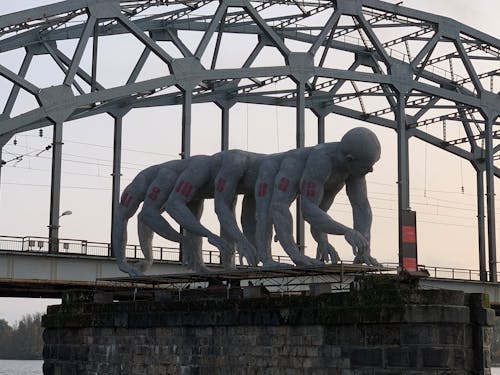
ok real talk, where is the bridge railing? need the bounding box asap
[421,265,483,281]
[0,235,489,281]
[0,235,223,265]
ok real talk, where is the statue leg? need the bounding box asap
[166,163,232,260]
[271,157,322,266]
[220,197,237,269]
[136,219,154,273]
[185,199,210,273]
[137,169,191,273]
[112,178,148,277]
[254,159,286,267]
[241,194,257,257]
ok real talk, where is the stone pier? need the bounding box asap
[42,277,494,374]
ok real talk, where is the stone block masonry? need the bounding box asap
[42,278,494,375]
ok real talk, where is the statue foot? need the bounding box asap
[134,259,153,273]
[117,262,144,277]
[187,260,210,273]
[224,262,237,271]
[353,254,380,266]
[262,259,292,268]
[291,254,323,267]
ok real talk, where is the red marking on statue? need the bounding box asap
[148,186,161,201]
[402,225,416,243]
[120,192,132,207]
[258,182,267,197]
[216,178,226,192]
[278,177,289,192]
[301,181,316,197]
[175,180,184,193]
[181,182,192,197]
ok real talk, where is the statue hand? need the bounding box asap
[344,229,369,256]
[316,242,340,264]
[353,253,380,266]
[236,241,258,266]
[208,235,232,260]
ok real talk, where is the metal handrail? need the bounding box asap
[0,235,492,281]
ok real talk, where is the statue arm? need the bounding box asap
[310,191,340,263]
[214,171,258,266]
[345,175,372,243]
[271,156,318,266]
[166,168,231,258]
[138,173,185,244]
[345,175,379,265]
[300,156,369,256]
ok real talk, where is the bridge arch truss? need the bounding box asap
[0,0,499,280]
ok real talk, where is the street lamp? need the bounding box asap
[48,210,73,253]
[59,210,72,218]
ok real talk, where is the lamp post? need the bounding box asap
[48,210,72,253]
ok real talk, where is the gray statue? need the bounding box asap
[112,127,380,276]
[112,158,199,276]
[113,151,265,276]
[165,149,325,268]
[266,127,381,266]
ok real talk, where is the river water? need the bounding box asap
[0,360,498,374]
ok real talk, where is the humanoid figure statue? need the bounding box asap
[253,127,380,267]
[276,127,381,265]
[112,157,205,276]
[113,127,380,276]
[166,148,332,268]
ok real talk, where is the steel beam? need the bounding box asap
[221,105,230,151]
[181,89,192,159]
[296,80,305,253]
[0,134,8,202]
[3,50,33,116]
[475,167,487,281]
[179,89,192,262]
[110,115,123,256]
[48,122,64,254]
[484,113,497,282]
[396,92,411,268]
[317,113,325,144]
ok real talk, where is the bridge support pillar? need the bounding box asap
[181,89,192,159]
[42,282,495,374]
[110,114,123,256]
[476,167,487,281]
[316,112,325,144]
[220,104,230,151]
[295,80,305,253]
[485,113,497,282]
[0,134,9,201]
[396,92,411,270]
[179,88,192,263]
[48,121,64,254]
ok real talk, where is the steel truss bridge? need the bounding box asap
[1,0,500,281]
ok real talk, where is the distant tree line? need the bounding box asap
[0,313,43,360]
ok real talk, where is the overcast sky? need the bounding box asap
[0,0,499,325]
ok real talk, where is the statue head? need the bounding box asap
[339,127,381,176]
